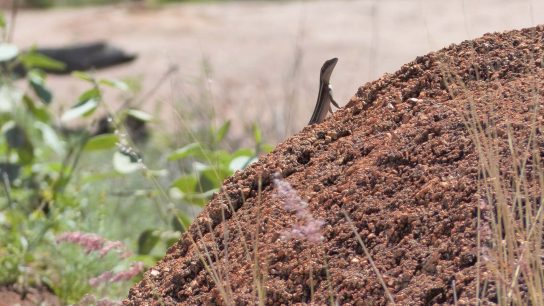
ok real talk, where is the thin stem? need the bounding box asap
[343,210,396,305]
[7,0,19,42]
[1,171,14,209]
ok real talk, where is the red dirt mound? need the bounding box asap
[125,25,544,305]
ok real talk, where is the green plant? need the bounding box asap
[0,24,271,303]
[135,121,271,258]
[0,41,150,299]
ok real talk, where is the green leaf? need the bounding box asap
[166,237,178,249]
[252,123,262,144]
[260,143,274,153]
[215,121,231,143]
[34,121,64,155]
[72,71,94,82]
[0,162,21,182]
[84,134,118,152]
[185,189,217,204]
[3,121,27,149]
[127,109,153,122]
[171,175,198,193]
[18,52,65,71]
[208,149,230,166]
[131,255,156,268]
[0,44,18,62]
[0,13,5,29]
[0,85,23,113]
[232,148,253,158]
[99,78,129,91]
[77,87,100,103]
[2,121,34,165]
[28,70,52,104]
[113,150,141,174]
[160,230,181,249]
[199,166,230,192]
[229,155,255,172]
[171,213,192,232]
[167,143,202,161]
[22,95,50,122]
[60,99,98,122]
[137,229,160,255]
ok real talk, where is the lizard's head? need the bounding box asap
[320,57,338,82]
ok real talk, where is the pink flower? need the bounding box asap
[89,262,145,287]
[273,175,308,218]
[273,175,325,243]
[56,232,131,258]
[282,219,325,242]
[56,232,105,254]
[99,241,125,257]
[76,295,120,306]
[96,299,121,306]
[89,271,114,287]
[110,262,144,282]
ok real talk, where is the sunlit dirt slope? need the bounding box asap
[125,25,544,305]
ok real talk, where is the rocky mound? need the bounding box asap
[125,25,544,305]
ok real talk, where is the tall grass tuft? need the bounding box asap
[464,82,544,305]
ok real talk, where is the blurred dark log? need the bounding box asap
[14,41,137,76]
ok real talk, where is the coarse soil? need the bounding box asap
[124,25,544,305]
[0,285,60,306]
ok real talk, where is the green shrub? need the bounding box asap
[0,31,269,302]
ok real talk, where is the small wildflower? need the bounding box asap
[282,219,325,242]
[56,231,130,258]
[89,262,145,287]
[89,271,114,287]
[120,250,132,259]
[56,232,105,254]
[76,295,121,306]
[273,174,325,242]
[273,175,309,218]
[110,261,145,282]
[76,294,96,306]
[96,298,121,306]
[99,241,125,257]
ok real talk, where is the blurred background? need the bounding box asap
[7,0,544,142]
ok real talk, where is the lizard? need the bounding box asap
[308,57,340,125]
